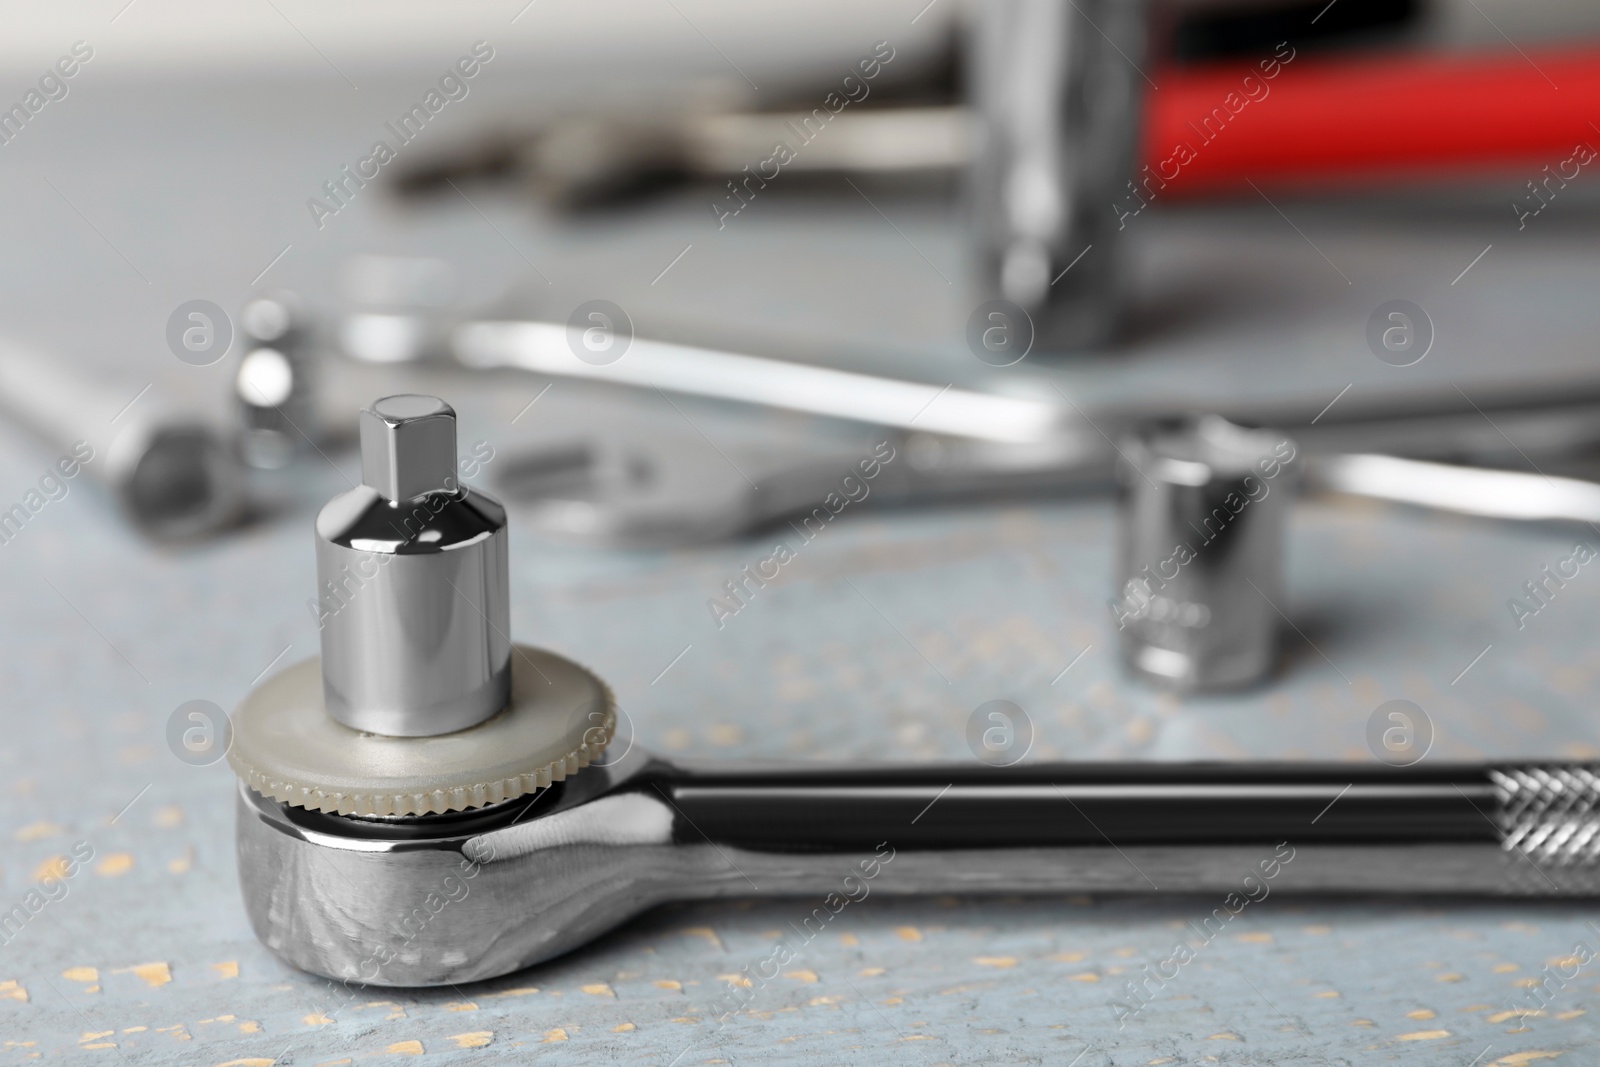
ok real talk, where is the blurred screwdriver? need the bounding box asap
[396,43,1600,207]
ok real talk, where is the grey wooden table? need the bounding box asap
[0,55,1598,1067]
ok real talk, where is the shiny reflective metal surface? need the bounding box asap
[234,295,316,471]
[454,320,1072,445]
[970,0,1146,350]
[236,753,1600,988]
[458,314,1600,547]
[1115,417,1300,690]
[359,395,459,502]
[0,339,245,542]
[314,395,510,736]
[491,417,1600,549]
[1308,452,1600,525]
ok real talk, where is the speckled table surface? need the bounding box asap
[2,54,1600,1067]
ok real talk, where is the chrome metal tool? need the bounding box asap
[235,296,317,471]
[237,754,1600,987]
[970,0,1146,349]
[451,318,1600,546]
[315,395,512,736]
[1114,416,1300,691]
[228,395,1600,989]
[0,339,245,541]
[229,394,613,815]
[454,319,1073,446]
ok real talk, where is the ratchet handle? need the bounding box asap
[655,761,1595,860]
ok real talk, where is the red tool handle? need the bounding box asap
[1143,45,1600,195]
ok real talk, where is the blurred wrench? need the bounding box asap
[455,317,1600,462]
[0,341,245,542]
[455,319,1078,446]
[455,319,1600,545]
[485,412,1600,548]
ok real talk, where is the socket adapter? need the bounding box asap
[227,394,613,816]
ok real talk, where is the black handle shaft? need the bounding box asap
[657,762,1502,851]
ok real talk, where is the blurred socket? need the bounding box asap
[1114,416,1300,691]
[235,295,316,469]
[969,0,1145,351]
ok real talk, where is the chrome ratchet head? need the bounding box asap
[235,750,755,988]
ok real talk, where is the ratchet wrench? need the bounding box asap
[240,753,1600,987]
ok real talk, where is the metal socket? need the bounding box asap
[315,395,510,737]
[235,295,316,471]
[969,0,1147,350]
[1114,416,1300,691]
